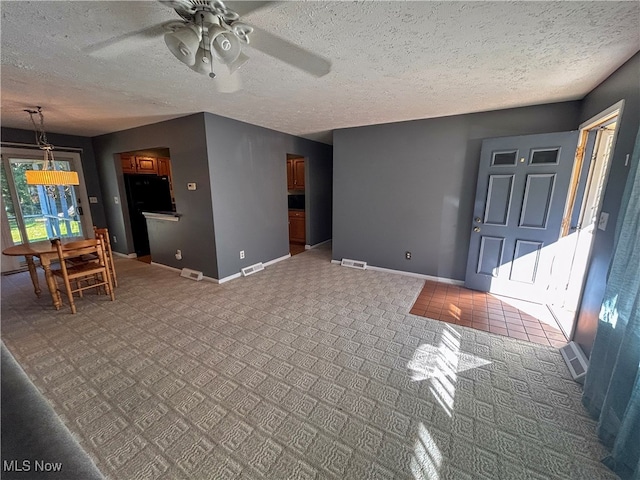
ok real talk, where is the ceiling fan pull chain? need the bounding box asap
[209,50,216,79]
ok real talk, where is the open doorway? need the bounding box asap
[286,154,306,256]
[548,101,623,338]
[119,148,174,263]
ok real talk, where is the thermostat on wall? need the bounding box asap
[187,182,197,190]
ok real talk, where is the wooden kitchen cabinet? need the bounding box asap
[288,210,305,244]
[135,156,158,174]
[287,160,295,189]
[157,157,171,177]
[287,158,305,190]
[121,154,159,174]
[121,154,137,174]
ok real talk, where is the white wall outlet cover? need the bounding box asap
[598,212,609,231]
[187,183,197,190]
[114,196,119,204]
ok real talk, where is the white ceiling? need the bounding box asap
[1,1,639,145]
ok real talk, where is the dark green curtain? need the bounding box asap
[582,127,640,480]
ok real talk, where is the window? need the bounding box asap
[1,147,92,245]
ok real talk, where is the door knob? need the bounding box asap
[473,227,481,232]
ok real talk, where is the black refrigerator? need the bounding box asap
[124,174,173,257]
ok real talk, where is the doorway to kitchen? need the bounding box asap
[286,154,306,256]
[119,148,174,263]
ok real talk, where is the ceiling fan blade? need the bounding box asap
[227,1,274,17]
[248,26,331,77]
[84,21,184,57]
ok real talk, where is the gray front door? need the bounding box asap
[464,131,579,302]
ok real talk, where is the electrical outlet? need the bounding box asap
[240,250,245,259]
[114,196,119,204]
[175,249,182,260]
[405,251,412,260]
[112,235,117,243]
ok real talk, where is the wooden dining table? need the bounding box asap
[2,240,65,309]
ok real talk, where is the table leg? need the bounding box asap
[25,255,42,297]
[42,263,61,310]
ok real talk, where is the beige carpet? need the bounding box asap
[1,245,616,479]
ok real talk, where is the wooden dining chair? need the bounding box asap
[51,238,115,314]
[65,226,118,289]
[94,227,117,288]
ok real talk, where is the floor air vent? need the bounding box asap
[559,341,589,383]
[180,268,203,281]
[341,259,367,270]
[242,263,264,277]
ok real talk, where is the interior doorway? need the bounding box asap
[286,153,306,256]
[548,102,623,338]
[119,148,174,262]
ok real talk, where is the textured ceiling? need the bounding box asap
[1,1,639,144]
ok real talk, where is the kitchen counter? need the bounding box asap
[142,211,181,222]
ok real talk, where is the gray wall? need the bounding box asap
[573,52,640,356]
[91,114,219,278]
[1,127,107,228]
[332,101,581,280]
[306,144,333,246]
[203,112,332,280]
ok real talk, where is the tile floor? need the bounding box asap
[410,280,567,347]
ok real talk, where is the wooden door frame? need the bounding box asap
[560,100,624,237]
[554,100,624,340]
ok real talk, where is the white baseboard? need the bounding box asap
[263,253,291,267]
[150,261,217,282]
[305,239,331,250]
[218,253,291,284]
[113,251,137,259]
[217,272,241,284]
[150,261,181,273]
[331,259,464,285]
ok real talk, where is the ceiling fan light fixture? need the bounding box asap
[191,47,216,76]
[210,30,241,65]
[211,0,239,23]
[164,24,201,66]
[228,51,249,74]
[231,23,253,44]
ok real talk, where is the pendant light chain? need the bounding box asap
[26,106,54,153]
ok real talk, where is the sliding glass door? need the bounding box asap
[1,147,93,246]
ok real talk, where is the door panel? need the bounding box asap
[519,173,555,228]
[465,131,579,302]
[477,236,504,276]
[510,240,542,283]
[484,175,513,225]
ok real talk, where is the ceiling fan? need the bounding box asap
[86,0,331,90]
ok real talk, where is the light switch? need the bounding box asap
[89,196,98,204]
[187,183,197,191]
[598,212,609,231]
[114,196,119,204]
